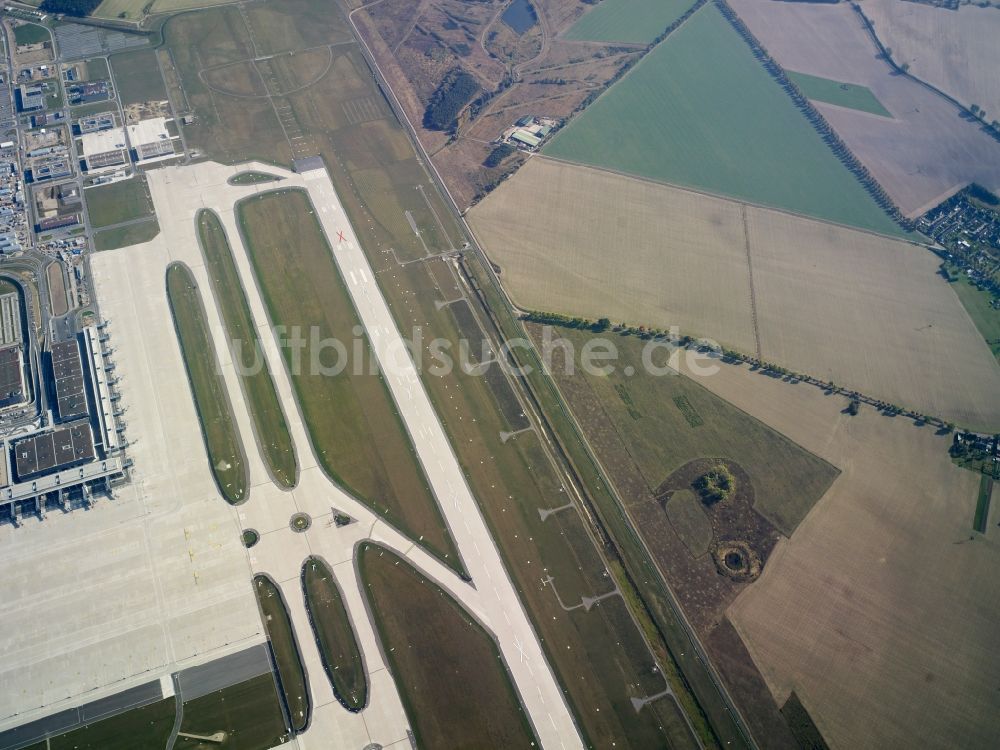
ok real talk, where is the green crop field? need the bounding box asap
[787,71,892,117]
[85,177,154,228]
[94,218,160,251]
[197,209,297,488]
[238,189,462,572]
[166,262,248,505]
[973,476,994,533]
[546,3,905,237]
[301,556,367,710]
[178,674,288,750]
[945,266,1000,362]
[254,575,310,733]
[46,698,176,750]
[563,0,695,44]
[359,543,537,749]
[109,47,166,105]
[14,23,49,46]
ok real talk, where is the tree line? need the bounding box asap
[715,0,914,231]
[40,0,102,15]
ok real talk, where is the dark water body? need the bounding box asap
[502,0,537,34]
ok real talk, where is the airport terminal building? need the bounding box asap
[0,325,129,524]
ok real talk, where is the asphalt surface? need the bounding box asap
[0,679,163,750]
[175,643,271,702]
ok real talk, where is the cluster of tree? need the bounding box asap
[483,142,516,168]
[968,183,1000,207]
[423,70,480,131]
[696,464,736,505]
[40,0,102,16]
[716,0,913,231]
[470,157,523,206]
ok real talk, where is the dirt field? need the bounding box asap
[45,262,68,317]
[669,354,1000,749]
[747,207,1000,431]
[865,0,1000,121]
[728,0,1000,217]
[469,157,1000,430]
[470,157,758,352]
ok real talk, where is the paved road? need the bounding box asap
[175,643,271,702]
[300,167,582,749]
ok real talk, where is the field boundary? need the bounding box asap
[536,154,927,245]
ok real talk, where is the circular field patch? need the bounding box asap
[712,540,761,581]
[242,528,260,548]
[290,512,312,533]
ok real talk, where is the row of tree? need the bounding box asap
[39,0,102,16]
[716,0,913,231]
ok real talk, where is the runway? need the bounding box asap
[300,166,581,747]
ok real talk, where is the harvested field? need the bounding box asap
[787,71,891,118]
[728,0,1000,217]
[746,207,1000,431]
[166,262,247,505]
[358,543,537,749]
[666,353,1000,750]
[470,157,1000,430]
[196,209,297,489]
[471,157,757,352]
[546,3,904,236]
[865,0,1000,120]
[562,0,695,44]
[238,189,462,572]
[253,575,310,733]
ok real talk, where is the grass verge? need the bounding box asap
[48,698,175,750]
[85,176,154,228]
[197,208,297,488]
[301,556,367,711]
[166,262,247,504]
[178,673,288,750]
[94,218,160,251]
[358,542,537,748]
[253,575,310,733]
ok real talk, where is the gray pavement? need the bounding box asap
[0,679,163,750]
[176,644,271,702]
